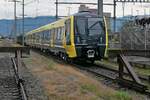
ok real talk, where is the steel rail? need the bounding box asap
[75,64,117,80]
[74,63,150,95]
[12,58,28,100]
[32,49,150,96]
[94,63,150,82]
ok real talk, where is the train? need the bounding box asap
[23,12,108,63]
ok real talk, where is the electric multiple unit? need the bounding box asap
[25,12,108,63]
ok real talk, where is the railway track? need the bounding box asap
[0,56,27,100]
[73,62,150,96]
[74,62,117,80]
[94,63,150,82]
[33,49,150,96]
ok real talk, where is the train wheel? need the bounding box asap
[64,54,68,62]
[64,54,71,63]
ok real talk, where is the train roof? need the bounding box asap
[73,11,99,17]
[25,16,70,36]
[25,12,100,36]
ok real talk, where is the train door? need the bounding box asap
[65,19,71,56]
[64,17,77,58]
[65,19,71,45]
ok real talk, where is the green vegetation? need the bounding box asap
[113,91,132,100]
[47,59,56,70]
[134,66,150,76]
[80,84,132,100]
[97,60,150,76]
[80,84,97,94]
[24,58,33,64]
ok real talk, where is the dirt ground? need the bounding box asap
[23,51,149,100]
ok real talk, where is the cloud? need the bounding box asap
[0,0,149,19]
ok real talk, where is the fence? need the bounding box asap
[108,17,150,50]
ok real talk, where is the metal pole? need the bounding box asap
[113,0,116,32]
[144,9,146,15]
[145,28,147,50]
[22,0,25,46]
[122,2,125,17]
[14,0,17,40]
[56,0,58,20]
[131,7,133,16]
[67,7,71,16]
[98,0,103,17]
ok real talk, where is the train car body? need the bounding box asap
[25,12,108,62]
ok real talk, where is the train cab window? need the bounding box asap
[65,19,71,45]
[88,18,104,36]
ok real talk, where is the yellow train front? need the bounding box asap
[25,12,108,62]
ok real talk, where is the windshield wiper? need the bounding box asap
[88,21,99,30]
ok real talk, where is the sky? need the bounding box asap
[0,0,150,19]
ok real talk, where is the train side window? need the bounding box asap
[42,31,44,41]
[42,32,44,42]
[55,28,58,40]
[39,32,42,43]
[44,31,46,40]
[61,27,64,40]
[56,28,59,40]
[57,27,61,40]
[60,27,63,40]
[49,30,51,40]
[45,31,48,41]
[65,19,71,45]
[51,29,54,40]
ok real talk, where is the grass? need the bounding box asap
[24,52,56,71]
[134,67,150,76]
[25,51,146,100]
[113,91,132,100]
[97,60,150,92]
[24,57,33,64]
[80,84,97,94]
[37,54,56,71]
[47,59,56,70]
[96,59,150,76]
[80,84,132,100]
